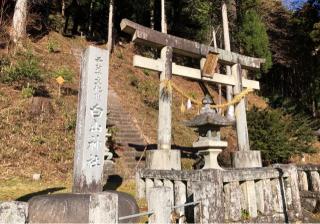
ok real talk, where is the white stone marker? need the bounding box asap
[73,46,109,193]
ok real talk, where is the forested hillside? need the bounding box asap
[0,0,320,199]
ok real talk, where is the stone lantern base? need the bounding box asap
[193,140,227,170]
[198,149,223,170]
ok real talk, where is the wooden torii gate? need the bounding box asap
[121,19,265,169]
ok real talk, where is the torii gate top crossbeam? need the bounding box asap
[120,19,265,71]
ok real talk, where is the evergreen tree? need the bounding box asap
[236,0,272,73]
[238,9,272,72]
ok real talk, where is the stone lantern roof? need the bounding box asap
[185,112,235,128]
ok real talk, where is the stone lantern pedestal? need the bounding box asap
[193,140,228,170]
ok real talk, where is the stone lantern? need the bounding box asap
[185,95,235,170]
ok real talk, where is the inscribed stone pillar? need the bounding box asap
[73,46,109,193]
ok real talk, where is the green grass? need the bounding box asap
[0,177,72,201]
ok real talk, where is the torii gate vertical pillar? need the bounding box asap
[231,64,262,168]
[146,46,181,170]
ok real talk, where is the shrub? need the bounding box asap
[48,14,65,33]
[247,108,316,164]
[47,40,59,53]
[0,51,42,84]
[21,83,35,98]
[52,67,74,83]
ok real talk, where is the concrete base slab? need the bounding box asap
[146,150,181,170]
[0,201,28,224]
[232,151,262,168]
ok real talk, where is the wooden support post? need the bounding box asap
[222,2,234,118]
[158,46,173,151]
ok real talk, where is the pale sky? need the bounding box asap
[282,0,309,9]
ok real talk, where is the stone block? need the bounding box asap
[148,187,173,224]
[240,180,258,218]
[174,181,187,215]
[298,171,309,191]
[270,178,284,214]
[135,172,146,199]
[193,178,224,223]
[145,178,154,199]
[0,201,28,224]
[224,181,241,221]
[232,150,262,168]
[310,171,320,192]
[146,150,181,170]
[28,191,137,223]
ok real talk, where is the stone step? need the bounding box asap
[109,116,132,120]
[109,119,135,124]
[107,87,148,178]
[115,134,143,140]
[115,129,142,134]
[114,140,145,146]
[114,135,144,142]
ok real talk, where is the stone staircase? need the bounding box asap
[107,88,146,178]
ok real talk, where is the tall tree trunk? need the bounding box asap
[62,0,66,17]
[88,0,93,36]
[107,0,114,52]
[222,1,235,118]
[150,0,154,29]
[11,0,28,45]
[161,0,167,33]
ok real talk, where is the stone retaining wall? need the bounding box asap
[136,165,302,223]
